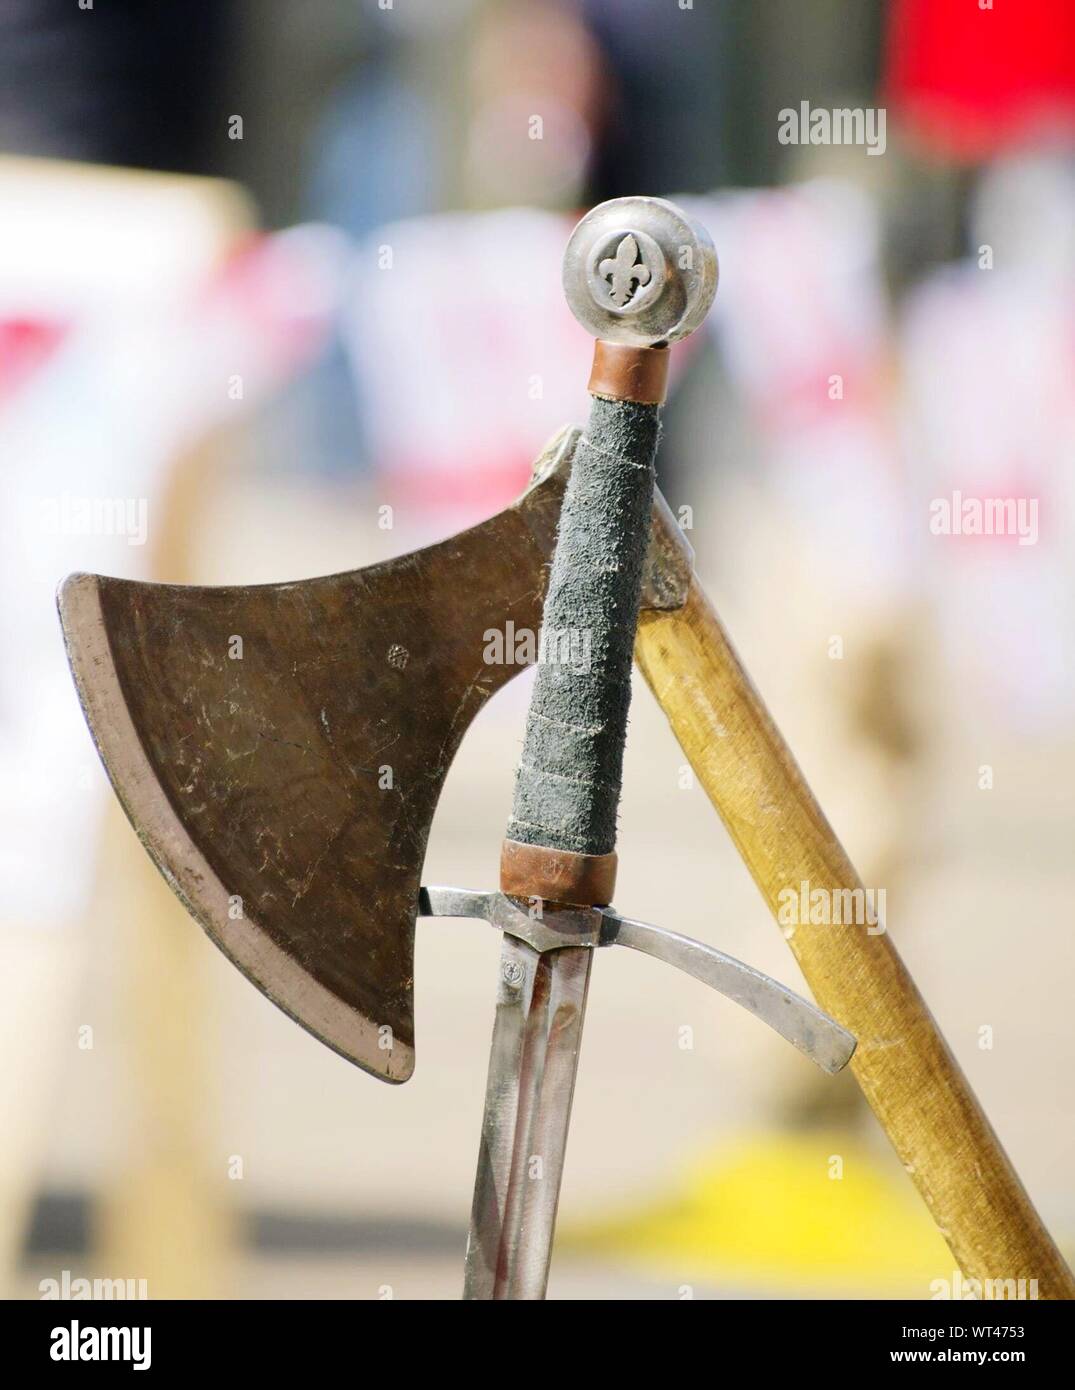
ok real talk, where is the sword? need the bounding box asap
[417,198,854,1297]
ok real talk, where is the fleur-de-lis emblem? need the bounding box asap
[598,234,651,308]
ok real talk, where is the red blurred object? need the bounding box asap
[885,0,1075,159]
[0,319,69,405]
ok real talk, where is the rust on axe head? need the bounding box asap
[57,431,573,1084]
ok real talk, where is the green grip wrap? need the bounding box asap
[506,395,661,856]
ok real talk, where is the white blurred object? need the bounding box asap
[972,152,1075,281]
[344,207,591,531]
[687,181,909,607]
[0,161,343,927]
[0,159,339,1285]
[902,153,1075,729]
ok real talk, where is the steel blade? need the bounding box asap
[463,938,592,1299]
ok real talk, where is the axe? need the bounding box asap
[58,196,1072,1300]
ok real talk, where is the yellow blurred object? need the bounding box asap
[563,1132,953,1297]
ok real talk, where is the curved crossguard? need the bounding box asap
[419,888,855,1076]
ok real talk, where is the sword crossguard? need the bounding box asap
[418,887,856,1077]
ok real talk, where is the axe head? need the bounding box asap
[58,434,571,1083]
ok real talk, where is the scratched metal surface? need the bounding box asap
[58,451,568,1083]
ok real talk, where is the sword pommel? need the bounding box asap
[561,195,718,351]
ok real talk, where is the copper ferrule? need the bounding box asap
[587,341,669,406]
[500,838,618,908]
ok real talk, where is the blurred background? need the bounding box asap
[2,0,1073,1299]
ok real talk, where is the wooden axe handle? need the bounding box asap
[635,575,1075,1299]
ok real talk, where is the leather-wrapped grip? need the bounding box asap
[505,393,660,858]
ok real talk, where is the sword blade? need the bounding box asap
[463,937,592,1299]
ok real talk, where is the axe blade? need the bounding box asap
[58,435,571,1083]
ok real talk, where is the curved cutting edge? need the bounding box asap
[57,433,572,1082]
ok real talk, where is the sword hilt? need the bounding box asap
[419,887,856,1077]
[502,197,717,904]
